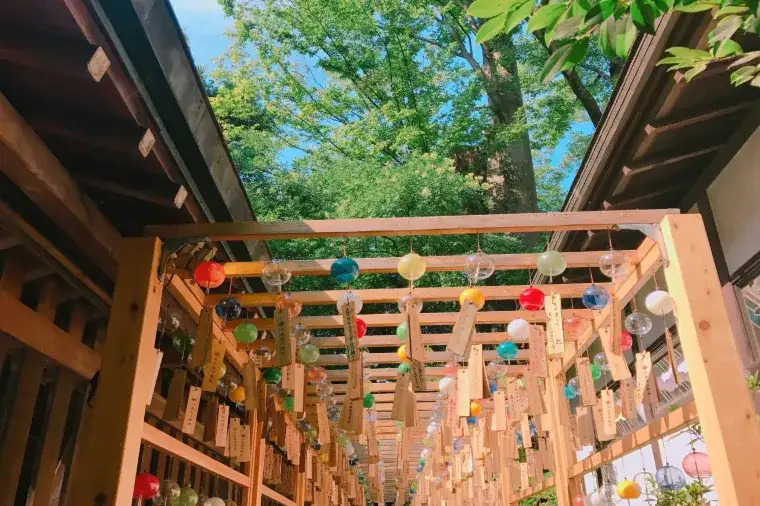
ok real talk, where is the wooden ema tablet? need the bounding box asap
[506,380,521,425]
[181,386,201,434]
[575,406,594,446]
[598,326,630,381]
[592,401,615,441]
[163,369,187,422]
[407,389,419,428]
[576,356,597,406]
[190,306,213,368]
[448,300,478,357]
[446,377,458,428]
[635,351,654,405]
[239,424,252,462]
[347,357,363,400]
[525,373,546,416]
[611,296,622,355]
[391,373,410,420]
[215,404,230,447]
[409,358,426,392]
[492,390,507,431]
[243,360,257,410]
[406,310,424,360]
[520,414,531,448]
[618,377,637,419]
[544,294,565,358]
[229,417,243,458]
[342,301,359,360]
[600,389,617,436]
[519,462,529,489]
[528,325,548,377]
[201,337,226,392]
[274,307,292,367]
[203,397,219,443]
[456,368,471,417]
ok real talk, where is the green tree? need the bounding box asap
[216,0,612,215]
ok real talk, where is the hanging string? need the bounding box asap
[607,227,614,252]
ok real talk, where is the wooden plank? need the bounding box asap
[660,214,760,505]
[571,402,697,477]
[145,210,679,240]
[644,100,754,135]
[229,309,593,332]
[544,361,572,506]
[325,365,526,381]
[141,423,249,486]
[210,284,606,307]
[66,238,164,506]
[313,349,527,366]
[222,251,633,277]
[0,91,120,277]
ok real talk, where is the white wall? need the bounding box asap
[708,125,760,275]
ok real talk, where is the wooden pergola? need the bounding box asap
[63,209,760,506]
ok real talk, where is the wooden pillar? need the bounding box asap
[545,361,571,506]
[660,214,760,506]
[66,237,164,506]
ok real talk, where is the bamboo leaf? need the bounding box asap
[716,5,749,16]
[475,12,509,44]
[664,46,714,60]
[527,3,566,32]
[708,15,742,44]
[714,39,744,57]
[540,42,575,83]
[674,0,718,11]
[468,0,513,17]
[730,65,758,85]
[683,64,708,81]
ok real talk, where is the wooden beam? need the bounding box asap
[570,402,697,477]
[144,210,679,241]
[314,349,526,366]
[0,28,99,78]
[141,423,249,486]
[510,477,555,503]
[258,331,525,350]
[307,381,440,394]
[325,365,525,381]
[209,284,605,307]
[76,172,187,209]
[0,92,121,278]
[66,238,164,506]
[222,251,633,277]
[644,100,754,136]
[261,485,296,506]
[227,310,592,332]
[660,214,760,505]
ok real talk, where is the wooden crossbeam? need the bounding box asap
[306,392,440,404]
[325,365,525,380]
[645,100,754,136]
[314,349,525,366]
[208,283,606,307]
[221,251,632,277]
[306,381,440,394]
[144,209,678,241]
[227,309,591,331]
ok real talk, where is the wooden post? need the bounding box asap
[545,361,572,506]
[660,214,760,506]
[66,237,164,506]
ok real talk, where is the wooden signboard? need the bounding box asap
[456,369,471,417]
[598,326,631,380]
[545,294,565,358]
[409,358,427,392]
[229,417,242,459]
[392,373,410,421]
[611,296,622,355]
[576,357,597,406]
[347,357,364,400]
[406,310,424,361]
[273,307,292,367]
[215,404,230,447]
[525,375,546,416]
[592,402,615,441]
[575,406,594,446]
[342,301,359,360]
[447,377,459,428]
[448,301,478,357]
[492,390,507,431]
[190,306,213,368]
[600,389,617,436]
[203,397,219,443]
[181,386,201,434]
[635,352,654,405]
[519,462,529,489]
[243,360,257,410]
[163,369,187,422]
[239,424,251,462]
[506,381,521,425]
[618,377,637,420]
[528,325,548,377]
[520,414,531,448]
[201,337,225,392]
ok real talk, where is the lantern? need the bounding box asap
[229,385,245,403]
[251,345,272,363]
[398,293,423,313]
[262,367,282,384]
[536,250,567,277]
[178,487,198,506]
[682,451,711,479]
[655,465,687,491]
[275,293,302,318]
[459,288,485,309]
[645,290,675,315]
[398,362,411,374]
[463,251,495,281]
[194,261,225,289]
[598,250,630,279]
[331,257,360,284]
[469,400,482,417]
[590,363,602,381]
[133,473,160,500]
[397,345,407,362]
[581,285,610,310]
[298,344,320,364]
[261,259,291,287]
[398,253,426,281]
[215,297,242,320]
[620,330,633,352]
[283,396,295,411]
[337,291,363,314]
[497,341,518,360]
[625,311,653,335]
[519,287,545,311]
[363,393,376,408]
[563,385,577,400]
[355,318,367,338]
[233,322,258,344]
[307,366,328,382]
[396,322,408,342]
[616,479,641,499]
[507,318,530,340]
[438,376,455,395]
[442,361,457,377]
[292,323,311,345]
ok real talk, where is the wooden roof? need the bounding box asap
[546,13,760,262]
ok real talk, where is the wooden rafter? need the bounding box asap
[221,251,633,277]
[144,209,678,241]
[256,332,527,351]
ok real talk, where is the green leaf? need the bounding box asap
[475,12,509,44]
[504,0,536,33]
[708,15,742,45]
[582,4,604,28]
[729,50,760,68]
[730,65,758,85]
[657,55,688,65]
[540,42,575,82]
[750,73,760,87]
[527,3,566,32]
[683,63,708,81]
[599,16,618,59]
[674,0,717,11]
[631,0,657,34]
[599,0,617,17]
[665,46,714,60]
[714,39,744,57]
[716,5,749,16]
[562,37,590,70]
[468,0,512,17]
[615,15,637,59]
[552,14,585,39]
